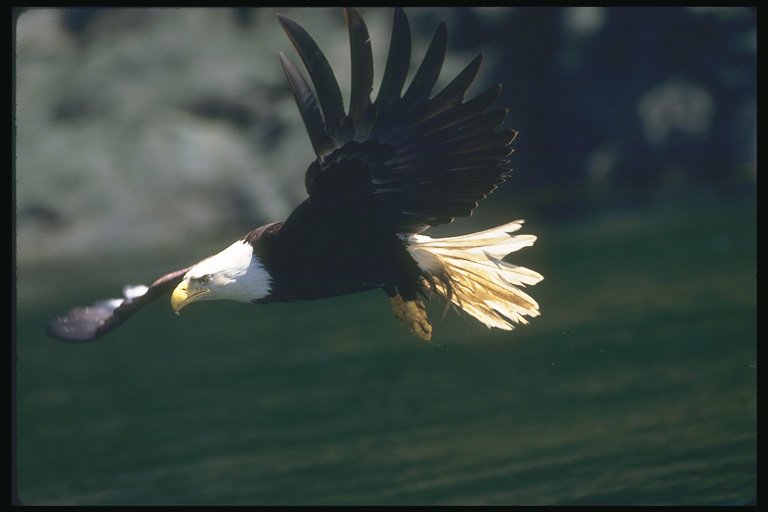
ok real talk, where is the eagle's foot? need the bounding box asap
[390,293,432,341]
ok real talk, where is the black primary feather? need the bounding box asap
[345,8,374,124]
[374,8,410,109]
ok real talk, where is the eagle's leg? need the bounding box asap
[389,292,432,341]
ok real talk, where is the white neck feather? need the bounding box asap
[187,240,272,302]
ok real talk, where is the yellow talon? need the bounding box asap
[390,293,432,341]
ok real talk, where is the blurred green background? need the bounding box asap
[13,7,755,505]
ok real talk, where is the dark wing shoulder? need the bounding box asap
[278,8,517,233]
[47,267,191,342]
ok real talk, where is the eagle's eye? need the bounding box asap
[198,275,210,286]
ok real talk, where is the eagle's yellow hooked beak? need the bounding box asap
[171,279,209,314]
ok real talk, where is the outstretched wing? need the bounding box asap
[278,8,517,233]
[47,267,191,341]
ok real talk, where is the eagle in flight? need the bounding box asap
[48,8,543,342]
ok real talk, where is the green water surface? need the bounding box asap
[13,193,756,505]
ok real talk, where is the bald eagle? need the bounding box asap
[47,8,543,342]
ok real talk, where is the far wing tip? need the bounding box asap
[46,304,123,342]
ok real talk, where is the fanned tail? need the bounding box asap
[405,221,543,330]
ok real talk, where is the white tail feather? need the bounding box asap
[406,221,543,330]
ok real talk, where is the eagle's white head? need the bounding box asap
[171,240,272,313]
